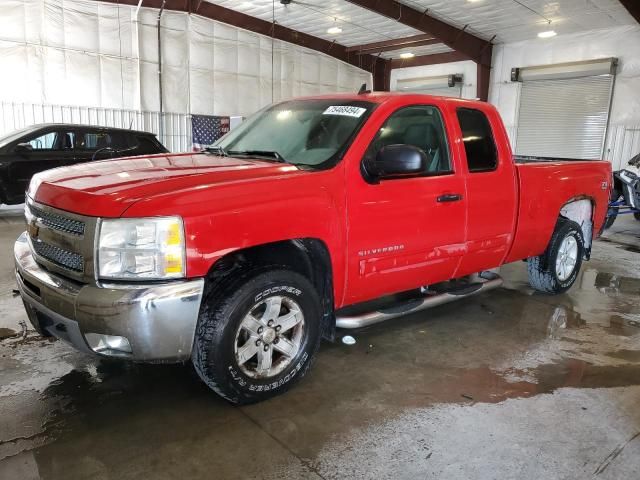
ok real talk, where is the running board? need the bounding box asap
[335,272,503,329]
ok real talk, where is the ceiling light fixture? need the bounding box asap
[327,18,342,35]
[400,52,415,59]
[538,30,557,38]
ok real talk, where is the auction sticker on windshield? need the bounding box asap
[323,106,367,117]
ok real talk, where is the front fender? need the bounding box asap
[123,166,347,303]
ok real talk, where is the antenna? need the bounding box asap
[358,83,370,95]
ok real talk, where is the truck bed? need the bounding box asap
[505,158,611,263]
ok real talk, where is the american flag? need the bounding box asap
[192,114,230,151]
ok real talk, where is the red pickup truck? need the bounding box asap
[15,93,611,404]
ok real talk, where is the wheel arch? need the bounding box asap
[558,196,594,259]
[204,238,336,341]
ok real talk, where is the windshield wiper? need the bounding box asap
[227,150,286,162]
[205,145,228,156]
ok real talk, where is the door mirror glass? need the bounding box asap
[367,144,429,180]
[15,142,33,154]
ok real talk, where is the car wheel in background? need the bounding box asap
[604,188,622,229]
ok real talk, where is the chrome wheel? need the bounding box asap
[555,235,578,281]
[234,295,305,379]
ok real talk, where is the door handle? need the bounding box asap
[437,193,463,203]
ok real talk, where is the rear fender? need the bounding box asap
[559,198,594,259]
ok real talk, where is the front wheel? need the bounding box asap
[192,269,322,404]
[527,218,584,294]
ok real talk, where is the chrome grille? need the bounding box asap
[32,240,84,272]
[29,204,85,236]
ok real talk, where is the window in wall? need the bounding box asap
[367,105,451,175]
[456,108,498,172]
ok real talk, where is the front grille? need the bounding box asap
[32,240,84,272]
[29,204,85,236]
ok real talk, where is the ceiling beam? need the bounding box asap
[344,0,492,67]
[93,0,387,84]
[389,51,467,69]
[619,0,640,24]
[345,34,441,55]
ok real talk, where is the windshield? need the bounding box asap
[0,125,40,149]
[214,99,375,169]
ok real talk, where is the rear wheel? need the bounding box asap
[527,218,584,294]
[192,269,322,404]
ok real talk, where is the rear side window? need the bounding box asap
[456,108,498,172]
[135,136,164,154]
[77,131,128,150]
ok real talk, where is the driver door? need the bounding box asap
[345,105,467,305]
[7,128,75,201]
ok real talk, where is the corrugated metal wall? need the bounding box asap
[605,124,640,171]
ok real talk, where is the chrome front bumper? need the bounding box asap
[14,232,204,362]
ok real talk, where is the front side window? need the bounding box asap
[214,99,375,169]
[456,108,498,172]
[366,105,452,175]
[25,131,74,151]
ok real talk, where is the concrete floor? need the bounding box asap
[1,206,639,480]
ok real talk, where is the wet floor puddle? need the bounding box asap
[1,264,639,470]
[598,236,640,254]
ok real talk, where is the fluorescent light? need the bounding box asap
[400,52,415,59]
[538,30,557,38]
[327,26,342,34]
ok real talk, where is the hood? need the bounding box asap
[31,153,305,217]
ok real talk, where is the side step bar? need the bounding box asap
[335,272,503,329]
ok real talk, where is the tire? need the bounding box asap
[527,218,584,294]
[604,188,622,229]
[634,212,640,221]
[192,268,322,405]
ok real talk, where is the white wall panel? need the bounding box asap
[490,25,640,167]
[390,60,478,99]
[0,0,372,143]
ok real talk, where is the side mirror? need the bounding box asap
[364,144,428,181]
[15,143,33,154]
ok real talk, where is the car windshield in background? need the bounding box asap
[213,99,375,169]
[0,125,40,149]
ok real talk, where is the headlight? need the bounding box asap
[97,217,185,280]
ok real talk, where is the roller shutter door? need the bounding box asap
[515,75,613,160]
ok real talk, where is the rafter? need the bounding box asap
[344,0,492,67]
[619,0,640,24]
[389,51,466,69]
[345,34,441,55]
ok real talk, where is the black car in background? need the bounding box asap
[0,124,168,205]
